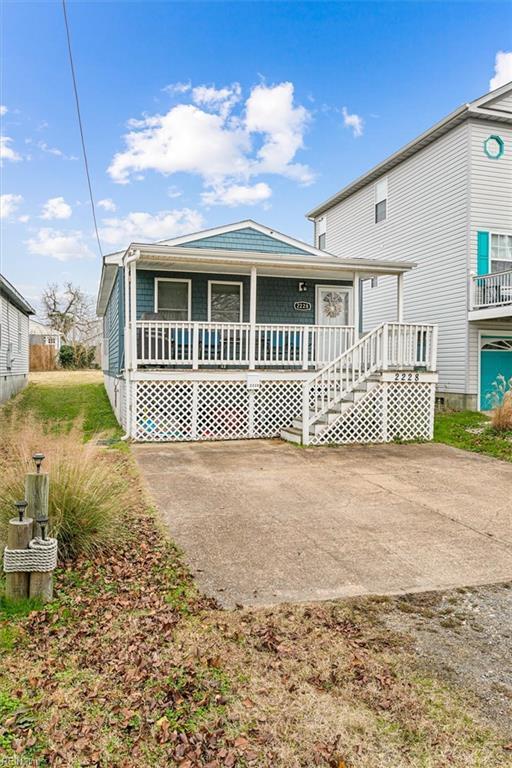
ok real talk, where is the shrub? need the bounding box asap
[0,416,129,560]
[59,343,95,370]
[486,375,512,433]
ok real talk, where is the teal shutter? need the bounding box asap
[477,231,489,275]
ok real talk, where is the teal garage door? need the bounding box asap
[480,338,512,410]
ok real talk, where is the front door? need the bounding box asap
[480,337,512,410]
[315,285,352,364]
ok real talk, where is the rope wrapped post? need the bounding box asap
[26,453,53,602]
[5,502,33,601]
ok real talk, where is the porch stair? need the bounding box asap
[280,322,437,446]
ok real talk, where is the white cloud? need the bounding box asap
[0,105,7,117]
[40,196,72,220]
[167,185,182,199]
[490,51,512,91]
[245,82,313,183]
[0,136,21,163]
[341,107,364,138]
[202,182,272,207]
[0,193,23,219]
[97,197,117,212]
[108,81,313,203]
[163,81,191,96]
[26,228,95,261]
[18,214,30,223]
[191,83,241,118]
[99,208,204,247]
[37,141,77,160]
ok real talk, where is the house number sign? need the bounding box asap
[294,301,312,311]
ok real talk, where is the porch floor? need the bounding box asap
[134,440,512,608]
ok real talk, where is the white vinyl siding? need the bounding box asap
[467,119,512,393]
[325,121,470,396]
[0,295,30,377]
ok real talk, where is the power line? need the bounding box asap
[61,0,103,258]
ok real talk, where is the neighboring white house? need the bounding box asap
[308,81,512,411]
[29,320,62,351]
[96,219,437,446]
[0,274,34,403]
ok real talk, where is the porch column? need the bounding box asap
[353,272,360,340]
[249,266,257,370]
[130,257,138,372]
[123,258,131,371]
[397,273,404,323]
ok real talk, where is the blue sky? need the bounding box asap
[1,1,511,309]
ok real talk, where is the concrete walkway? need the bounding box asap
[134,441,512,608]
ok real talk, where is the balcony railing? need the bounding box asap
[470,269,512,311]
[135,321,355,370]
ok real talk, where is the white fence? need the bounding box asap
[471,269,512,310]
[136,321,355,370]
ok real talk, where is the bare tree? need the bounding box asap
[41,282,100,345]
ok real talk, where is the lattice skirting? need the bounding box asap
[134,379,304,442]
[310,381,435,445]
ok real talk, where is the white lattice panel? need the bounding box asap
[311,381,435,445]
[386,382,434,441]
[134,379,302,442]
[136,381,194,441]
[253,381,303,437]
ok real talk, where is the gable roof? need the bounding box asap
[159,220,316,256]
[307,81,512,219]
[0,273,34,316]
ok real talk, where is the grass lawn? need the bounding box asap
[0,379,510,767]
[434,410,512,462]
[7,371,123,442]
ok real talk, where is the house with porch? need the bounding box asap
[97,220,437,444]
[308,80,512,411]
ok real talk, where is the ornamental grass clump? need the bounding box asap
[0,415,129,560]
[487,375,512,433]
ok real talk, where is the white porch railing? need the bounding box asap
[136,321,355,370]
[470,269,512,310]
[304,322,437,439]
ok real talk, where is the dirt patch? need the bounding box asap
[380,582,512,735]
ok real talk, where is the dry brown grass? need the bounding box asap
[29,369,103,386]
[491,391,512,433]
[0,414,129,559]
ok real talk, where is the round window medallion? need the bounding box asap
[483,135,504,160]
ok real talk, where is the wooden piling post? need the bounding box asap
[25,471,49,540]
[5,517,33,601]
[25,461,53,602]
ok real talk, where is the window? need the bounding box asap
[375,178,388,223]
[17,313,22,353]
[208,281,243,322]
[370,277,379,289]
[316,216,326,249]
[155,279,191,320]
[490,233,512,273]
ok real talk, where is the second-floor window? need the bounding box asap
[491,233,512,273]
[375,178,388,223]
[316,216,327,250]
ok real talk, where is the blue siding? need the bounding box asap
[136,270,351,324]
[103,268,124,375]
[178,227,311,255]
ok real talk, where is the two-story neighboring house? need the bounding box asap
[0,273,34,403]
[308,81,512,411]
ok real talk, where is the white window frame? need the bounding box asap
[207,280,243,323]
[490,231,512,272]
[154,277,192,319]
[374,177,388,224]
[316,216,327,249]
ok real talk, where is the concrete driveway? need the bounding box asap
[134,440,512,608]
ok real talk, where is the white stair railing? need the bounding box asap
[301,323,437,444]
